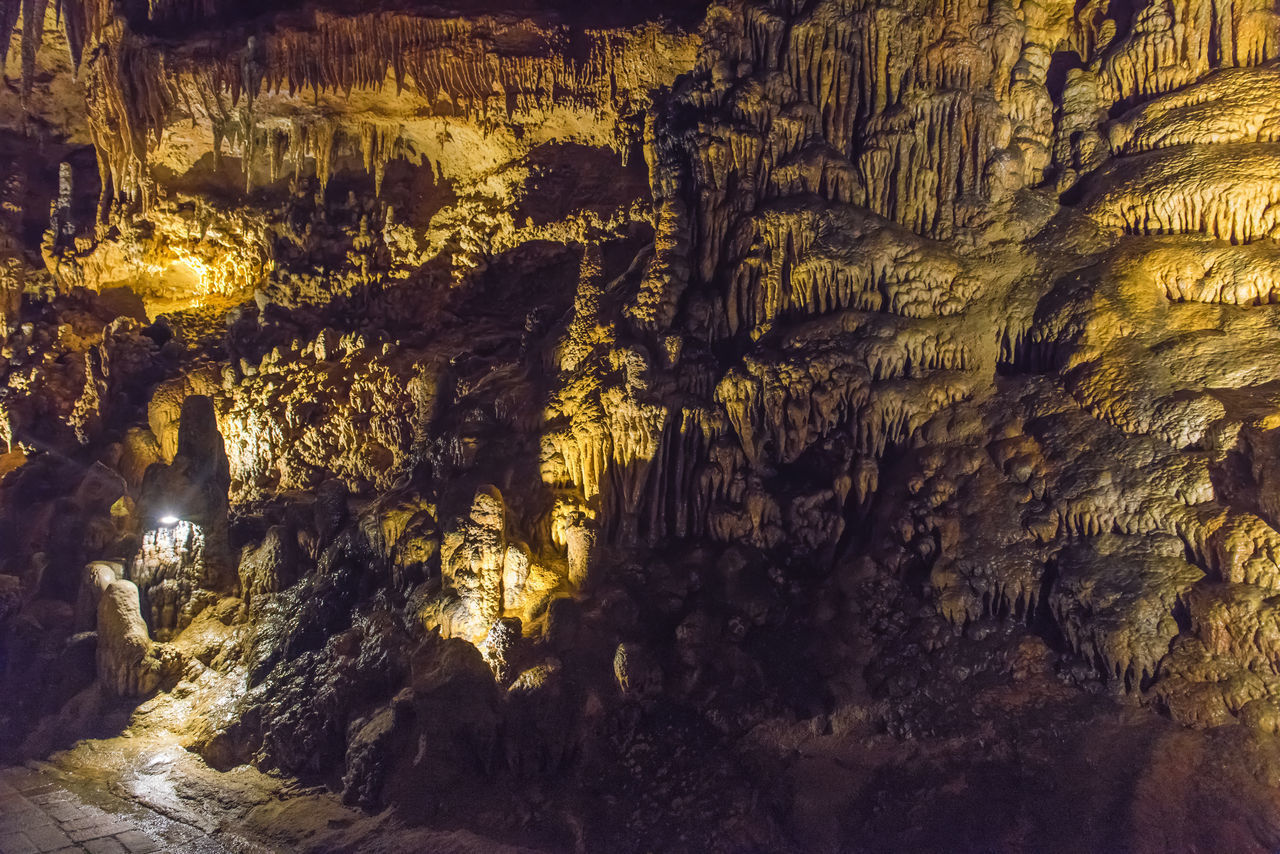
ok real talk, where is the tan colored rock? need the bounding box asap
[96,579,167,697]
[238,526,297,605]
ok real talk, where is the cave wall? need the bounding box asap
[3,0,1280,851]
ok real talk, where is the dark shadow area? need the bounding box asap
[1046,49,1084,105]
[1103,0,1143,43]
[0,132,99,255]
[517,143,650,229]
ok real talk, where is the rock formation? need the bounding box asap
[4,0,1280,851]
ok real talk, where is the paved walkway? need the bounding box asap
[0,766,231,854]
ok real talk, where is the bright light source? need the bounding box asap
[158,515,180,526]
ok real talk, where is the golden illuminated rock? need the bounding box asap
[6,0,1280,851]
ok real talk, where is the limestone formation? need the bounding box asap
[95,578,175,697]
[237,525,297,605]
[129,394,232,636]
[7,0,1280,851]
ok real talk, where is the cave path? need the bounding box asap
[0,765,229,854]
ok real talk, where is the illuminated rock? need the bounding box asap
[8,0,1280,849]
[131,395,233,636]
[437,487,513,643]
[95,578,177,697]
[237,525,298,605]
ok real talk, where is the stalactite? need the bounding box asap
[0,0,21,75]
[1098,0,1280,105]
[1084,144,1280,243]
[638,0,1071,339]
[359,123,400,196]
[83,29,176,209]
[308,119,337,195]
[6,0,684,212]
[20,0,49,101]
[58,0,85,70]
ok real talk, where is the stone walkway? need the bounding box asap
[0,766,232,854]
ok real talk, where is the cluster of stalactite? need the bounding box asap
[6,0,693,210]
[1051,0,1280,191]
[1,0,152,205]
[83,30,173,209]
[1108,64,1280,154]
[1084,144,1280,243]
[2,0,106,95]
[616,0,1049,553]
[721,203,977,337]
[21,0,1280,789]
[214,119,406,196]
[600,0,1280,718]
[231,14,632,108]
[895,378,1222,681]
[641,0,1066,309]
[542,249,673,544]
[637,0,1280,325]
[1097,0,1280,104]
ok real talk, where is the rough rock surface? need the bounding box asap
[4,0,1280,851]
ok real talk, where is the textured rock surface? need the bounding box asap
[4,0,1280,851]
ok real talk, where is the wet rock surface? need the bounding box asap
[0,764,223,854]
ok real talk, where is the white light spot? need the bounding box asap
[159,515,179,526]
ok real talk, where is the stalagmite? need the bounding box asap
[96,579,173,697]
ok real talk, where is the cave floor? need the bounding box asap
[4,718,553,854]
[0,764,231,854]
